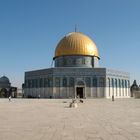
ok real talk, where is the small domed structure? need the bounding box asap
[0,76,11,88]
[0,76,17,98]
[0,76,10,83]
[0,76,11,98]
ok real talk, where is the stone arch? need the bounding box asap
[111,78,115,97]
[107,78,110,97]
[0,88,8,97]
[115,79,117,96]
[118,79,121,96]
[122,79,124,96]
[76,80,85,86]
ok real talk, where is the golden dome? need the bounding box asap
[54,32,99,58]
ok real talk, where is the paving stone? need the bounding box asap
[0,98,140,140]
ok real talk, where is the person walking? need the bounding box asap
[112,95,114,101]
[38,94,40,99]
[9,96,11,102]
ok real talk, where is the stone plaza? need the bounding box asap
[0,98,140,140]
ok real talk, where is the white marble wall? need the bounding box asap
[105,87,130,99]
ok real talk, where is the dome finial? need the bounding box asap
[75,24,77,32]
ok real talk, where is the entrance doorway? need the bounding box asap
[76,87,84,98]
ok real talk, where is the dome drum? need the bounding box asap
[55,55,99,68]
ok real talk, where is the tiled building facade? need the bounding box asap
[24,32,130,98]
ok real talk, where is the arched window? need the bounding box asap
[28,80,31,88]
[44,78,49,87]
[62,77,67,87]
[93,77,97,87]
[115,79,117,88]
[99,77,105,87]
[108,78,110,87]
[125,80,127,88]
[112,78,114,87]
[119,79,121,88]
[85,77,91,87]
[36,79,40,88]
[32,79,35,88]
[34,79,38,88]
[128,80,130,88]
[115,79,118,96]
[55,77,60,87]
[122,80,124,88]
[25,80,28,88]
[108,78,110,96]
[69,77,74,87]
[48,78,52,87]
[39,78,43,88]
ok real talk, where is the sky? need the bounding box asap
[0,0,140,88]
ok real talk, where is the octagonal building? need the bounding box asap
[24,32,130,98]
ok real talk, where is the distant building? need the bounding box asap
[131,80,140,98]
[24,32,130,99]
[16,88,23,98]
[0,76,17,98]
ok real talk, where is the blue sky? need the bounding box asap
[0,0,140,87]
